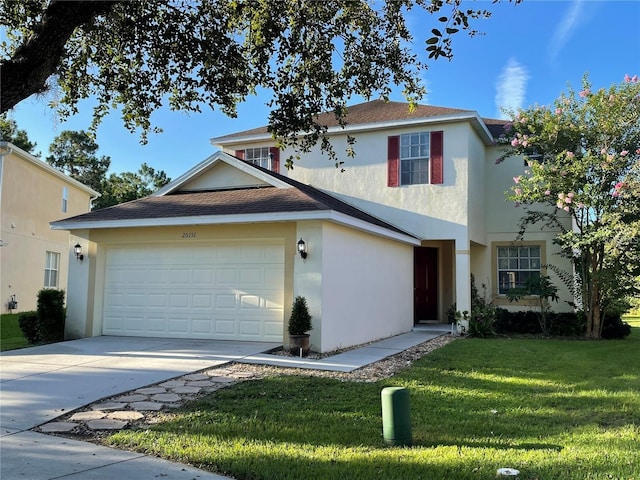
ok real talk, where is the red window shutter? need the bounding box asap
[234,150,245,160]
[430,131,443,184]
[269,147,280,174]
[387,135,400,187]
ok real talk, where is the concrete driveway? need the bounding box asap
[0,336,279,479]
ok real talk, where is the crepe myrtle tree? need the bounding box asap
[497,74,640,339]
[0,0,520,169]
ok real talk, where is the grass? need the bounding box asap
[107,328,640,480]
[0,313,30,351]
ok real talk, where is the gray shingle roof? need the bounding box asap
[52,163,413,238]
[213,99,508,141]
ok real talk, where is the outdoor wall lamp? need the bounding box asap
[297,238,308,259]
[74,243,84,261]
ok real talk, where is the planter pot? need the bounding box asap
[288,334,311,357]
[457,320,469,335]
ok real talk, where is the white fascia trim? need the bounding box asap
[153,150,291,197]
[0,142,100,197]
[51,210,419,245]
[211,112,495,147]
[325,211,420,245]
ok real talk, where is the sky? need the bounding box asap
[5,0,640,180]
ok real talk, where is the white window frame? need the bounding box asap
[244,147,271,169]
[44,251,60,288]
[496,245,541,295]
[62,186,68,213]
[400,132,430,185]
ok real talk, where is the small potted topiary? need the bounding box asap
[288,296,312,356]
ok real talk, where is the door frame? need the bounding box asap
[413,246,439,323]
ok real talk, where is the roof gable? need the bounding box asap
[180,159,271,192]
[154,151,290,196]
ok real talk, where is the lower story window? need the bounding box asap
[44,251,60,288]
[497,245,541,294]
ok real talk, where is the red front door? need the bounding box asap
[414,247,438,322]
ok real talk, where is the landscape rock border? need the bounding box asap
[34,334,457,442]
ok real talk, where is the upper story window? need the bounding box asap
[245,147,271,169]
[387,131,443,187]
[44,251,60,288]
[400,132,430,185]
[497,245,541,294]
[62,187,68,213]
[235,147,280,174]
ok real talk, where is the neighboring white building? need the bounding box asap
[52,100,573,353]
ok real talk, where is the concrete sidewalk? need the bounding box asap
[1,326,451,479]
[240,326,452,371]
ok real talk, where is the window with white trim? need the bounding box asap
[497,245,541,294]
[62,187,68,213]
[44,251,60,288]
[400,132,430,185]
[244,147,272,169]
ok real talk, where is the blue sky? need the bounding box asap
[6,0,640,180]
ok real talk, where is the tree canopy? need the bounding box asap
[499,74,640,338]
[47,130,110,192]
[46,129,170,209]
[0,114,37,153]
[95,164,171,210]
[0,0,517,165]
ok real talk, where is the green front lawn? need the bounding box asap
[107,329,640,479]
[0,313,30,351]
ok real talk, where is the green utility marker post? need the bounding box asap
[381,387,412,447]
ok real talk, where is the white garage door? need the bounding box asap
[102,241,284,341]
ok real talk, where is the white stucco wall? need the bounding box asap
[467,130,488,246]
[480,148,574,310]
[295,221,413,353]
[283,124,472,241]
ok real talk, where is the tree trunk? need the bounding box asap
[0,1,118,113]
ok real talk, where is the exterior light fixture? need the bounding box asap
[74,243,84,261]
[297,238,307,259]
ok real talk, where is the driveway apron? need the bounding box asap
[1,336,278,479]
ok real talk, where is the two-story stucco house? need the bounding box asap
[51,100,573,353]
[1,142,98,313]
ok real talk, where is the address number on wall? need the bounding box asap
[181,232,196,239]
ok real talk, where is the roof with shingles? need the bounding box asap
[52,159,413,237]
[213,99,507,141]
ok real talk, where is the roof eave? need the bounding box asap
[0,142,101,197]
[50,210,420,246]
[210,112,496,147]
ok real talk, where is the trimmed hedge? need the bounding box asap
[494,308,630,339]
[18,311,40,344]
[601,315,632,339]
[36,289,65,343]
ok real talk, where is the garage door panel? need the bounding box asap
[240,295,261,309]
[170,269,191,283]
[103,241,284,341]
[146,317,166,333]
[192,294,213,308]
[238,320,261,336]
[214,318,237,335]
[191,318,213,335]
[148,294,167,307]
[192,269,214,284]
